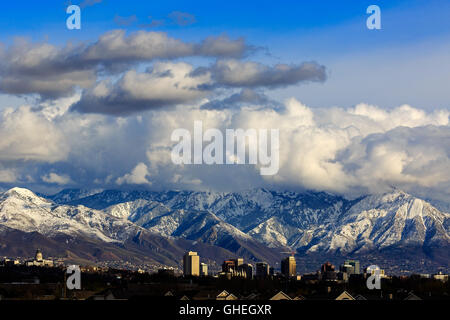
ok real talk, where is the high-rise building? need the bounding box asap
[255,262,270,278]
[281,256,297,278]
[320,262,337,281]
[240,263,253,279]
[321,261,335,273]
[221,259,252,279]
[343,260,360,274]
[222,258,245,273]
[200,263,208,276]
[183,251,200,276]
[340,264,354,274]
[222,260,237,273]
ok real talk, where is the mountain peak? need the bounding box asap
[1,187,53,208]
[4,187,38,198]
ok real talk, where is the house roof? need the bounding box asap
[270,291,292,300]
[404,292,422,300]
[335,291,355,300]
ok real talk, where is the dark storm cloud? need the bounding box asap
[70,56,324,115]
[0,31,254,98]
[209,59,327,89]
[196,36,256,59]
[68,56,326,115]
[70,62,211,115]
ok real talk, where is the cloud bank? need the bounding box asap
[0,30,257,99]
[0,97,448,204]
[0,30,325,115]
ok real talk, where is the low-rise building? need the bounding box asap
[433,271,448,282]
[1,258,20,266]
[25,249,53,267]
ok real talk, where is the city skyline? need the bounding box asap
[3,248,448,285]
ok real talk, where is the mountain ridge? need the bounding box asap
[0,187,448,273]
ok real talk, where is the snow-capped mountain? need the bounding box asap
[1,187,449,271]
[0,187,145,243]
[56,188,351,231]
[0,187,283,266]
[251,190,449,254]
[60,188,449,254]
[104,198,257,251]
[47,188,450,250]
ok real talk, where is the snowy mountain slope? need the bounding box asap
[56,189,156,209]
[45,188,450,256]
[0,187,146,243]
[142,209,251,241]
[248,216,301,247]
[292,191,450,254]
[54,188,351,231]
[0,188,285,266]
[104,199,273,258]
[105,199,171,222]
[145,208,279,262]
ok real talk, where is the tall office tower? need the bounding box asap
[281,256,297,278]
[255,262,270,278]
[222,260,237,273]
[240,263,253,279]
[200,262,208,276]
[183,251,200,276]
[320,261,337,281]
[344,260,360,274]
[340,264,355,275]
[235,258,244,266]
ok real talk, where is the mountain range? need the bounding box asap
[1,187,449,274]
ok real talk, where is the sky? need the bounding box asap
[0,0,449,205]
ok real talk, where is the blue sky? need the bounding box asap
[1,1,448,45]
[1,0,449,109]
[0,1,448,44]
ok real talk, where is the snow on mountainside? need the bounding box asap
[62,188,350,232]
[342,192,448,246]
[0,187,144,243]
[294,191,449,254]
[0,187,284,266]
[142,209,252,241]
[103,198,257,254]
[7,187,449,263]
[105,199,171,222]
